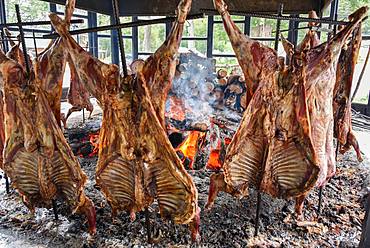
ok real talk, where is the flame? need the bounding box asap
[206,137,232,170]
[176,131,206,169]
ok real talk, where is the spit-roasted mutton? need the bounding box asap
[333,24,363,162]
[49,0,200,241]
[141,0,192,128]
[206,0,368,216]
[64,55,94,122]
[0,49,96,234]
[34,0,93,127]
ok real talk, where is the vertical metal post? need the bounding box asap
[32,30,38,57]
[165,19,172,38]
[359,190,370,247]
[0,29,7,52]
[52,199,58,220]
[206,15,214,58]
[244,16,251,36]
[87,12,98,57]
[110,16,120,65]
[49,3,57,32]
[132,16,138,60]
[254,191,262,237]
[145,207,152,243]
[112,0,128,77]
[0,0,8,52]
[287,14,299,46]
[274,3,284,52]
[15,4,31,76]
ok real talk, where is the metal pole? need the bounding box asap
[274,3,284,52]
[32,30,38,57]
[145,207,152,243]
[0,19,83,29]
[359,189,370,248]
[52,199,58,220]
[43,14,205,39]
[4,174,9,194]
[201,9,350,26]
[112,0,128,76]
[254,191,262,237]
[206,15,214,58]
[132,16,138,60]
[15,4,31,76]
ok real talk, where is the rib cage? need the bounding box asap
[224,136,264,191]
[265,138,316,197]
[97,157,136,212]
[150,159,193,223]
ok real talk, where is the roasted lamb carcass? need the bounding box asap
[49,7,200,241]
[207,0,368,215]
[333,24,363,162]
[141,0,192,128]
[64,55,94,122]
[34,0,77,126]
[0,49,96,234]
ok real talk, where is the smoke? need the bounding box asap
[167,50,216,127]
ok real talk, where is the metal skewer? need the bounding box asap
[52,199,59,220]
[112,0,128,76]
[255,4,284,237]
[15,4,31,76]
[32,30,38,57]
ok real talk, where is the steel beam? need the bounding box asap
[206,15,214,58]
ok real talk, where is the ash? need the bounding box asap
[0,112,368,247]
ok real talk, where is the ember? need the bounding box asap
[176,131,206,169]
[88,131,100,157]
[207,137,232,170]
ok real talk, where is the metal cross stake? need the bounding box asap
[112,0,128,77]
[52,200,59,220]
[15,4,31,77]
[254,3,284,238]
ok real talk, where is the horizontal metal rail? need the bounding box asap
[43,13,205,39]
[201,9,352,25]
[0,19,83,28]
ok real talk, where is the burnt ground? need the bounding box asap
[0,113,369,247]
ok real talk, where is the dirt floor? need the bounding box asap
[0,113,369,247]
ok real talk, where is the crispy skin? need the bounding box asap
[34,0,76,126]
[333,24,363,162]
[141,0,192,128]
[207,0,368,215]
[65,55,94,122]
[0,49,96,234]
[50,5,200,240]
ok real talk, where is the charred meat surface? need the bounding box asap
[49,0,200,240]
[0,49,96,234]
[207,0,368,216]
